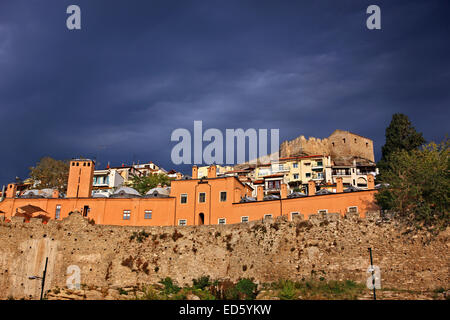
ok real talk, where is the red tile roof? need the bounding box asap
[262,173,285,179]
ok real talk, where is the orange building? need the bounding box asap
[0,159,379,226]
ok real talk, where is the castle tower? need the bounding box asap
[67,159,95,198]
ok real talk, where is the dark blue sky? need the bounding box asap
[0,0,449,184]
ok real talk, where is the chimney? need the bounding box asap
[5,184,17,198]
[192,165,198,179]
[176,172,182,180]
[207,164,217,178]
[257,185,264,201]
[367,174,375,190]
[280,183,288,199]
[336,177,343,193]
[308,180,316,196]
[234,188,242,202]
[106,161,110,169]
[52,189,60,198]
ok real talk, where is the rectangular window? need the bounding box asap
[348,206,358,213]
[144,210,152,219]
[180,194,188,204]
[123,210,131,220]
[279,164,284,170]
[218,218,226,225]
[220,191,227,202]
[293,174,299,180]
[241,216,249,223]
[55,205,61,220]
[268,181,281,189]
[178,219,187,226]
[293,163,298,168]
[318,209,328,214]
[291,212,299,220]
[199,192,206,203]
[306,173,311,178]
[264,214,273,220]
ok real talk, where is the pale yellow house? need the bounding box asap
[275,155,332,192]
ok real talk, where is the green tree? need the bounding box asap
[375,138,449,230]
[378,114,426,180]
[29,157,70,193]
[129,173,172,195]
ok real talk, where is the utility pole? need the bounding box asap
[368,247,376,300]
[30,257,49,300]
[40,257,49,300]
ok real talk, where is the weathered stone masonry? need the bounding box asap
[0,212,448,299]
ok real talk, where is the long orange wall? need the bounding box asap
[0,197,176,227]
[0,190,378,227]
[0,174,378,227]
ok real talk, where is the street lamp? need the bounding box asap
[28,257,48,300]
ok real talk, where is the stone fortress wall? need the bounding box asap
[0,212,447,299]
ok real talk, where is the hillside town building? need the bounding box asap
[0,159,379,226]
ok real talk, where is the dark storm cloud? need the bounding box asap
[0,0,449,184]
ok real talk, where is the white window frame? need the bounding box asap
[123,210,131,220]
[55,205,61,220]
[144,210,152,219]
[198,192,206,203]
[290,212,300,220]
[180,193,188,204]
[218,218,226,225]
[264,214,273,220]
[348,206,358,213]
[178,219,187,226]
[241,216,249,223]
[220,191,227,202]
